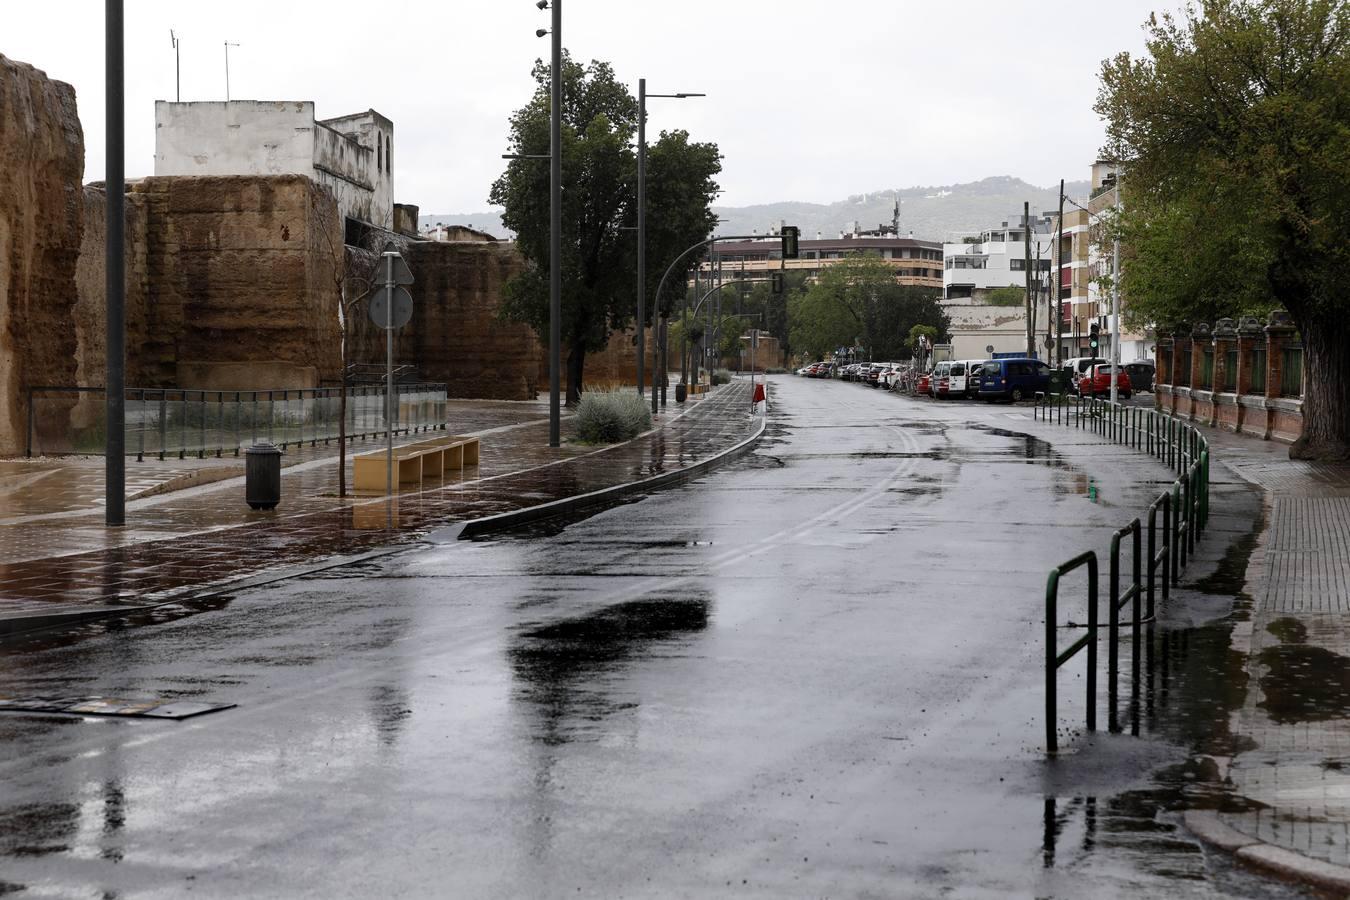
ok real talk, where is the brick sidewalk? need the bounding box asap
[1196,427,1350,873]
[0,382,758,635]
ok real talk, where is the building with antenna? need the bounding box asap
[154,100,395,232]
[699,210,942,288]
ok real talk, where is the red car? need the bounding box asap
[1079,364,1133,399]
[916,372,932,394]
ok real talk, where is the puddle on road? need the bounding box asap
[1257,617,1350,724]
[507,593,710,746]
[1037,482,1311,896]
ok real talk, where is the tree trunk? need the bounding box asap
[337,303,348,498]
[338,370,348,497]
[566,342,585,407]
[1289,308,1350,461]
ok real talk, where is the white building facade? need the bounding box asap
[154,100,394,231]
[1085,160,1150,362]
[942,213,1055,299]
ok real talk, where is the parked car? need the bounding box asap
[1079,363,1133,399]
[951,359,988,399]
[978,357,1053,402]
[1124,361,1155,393]
[916,371,932,394]
[1061,356,1110,394]
[930,361,958,398]
[864,363,887,387]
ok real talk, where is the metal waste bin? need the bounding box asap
[245,442,283,510]
[675,383,688,403]
[1047,369,1067,396]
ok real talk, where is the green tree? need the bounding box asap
[1097,0,1350,460]
[489,54,720,404]
[986,286,1025,308]
[788,254,949,360]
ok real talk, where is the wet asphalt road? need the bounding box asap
[0,376,1310,898]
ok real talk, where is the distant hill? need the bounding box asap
[419,176,1093,244]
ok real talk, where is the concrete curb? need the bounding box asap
[456,410,767,540]
[0,393,763,640]
[0,543,418,640]
[0,604,157,638]
[1185,810,1350,893]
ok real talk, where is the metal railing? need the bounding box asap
[1037,394,1210,753]
[26,383,449,460]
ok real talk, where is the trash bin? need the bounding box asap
[245,442,283,510]
[675,383,688,403]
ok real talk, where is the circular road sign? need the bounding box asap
[369,285,413,330]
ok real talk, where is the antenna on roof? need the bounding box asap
[170,30,180,102]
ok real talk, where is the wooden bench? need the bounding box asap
[352,435,480,493]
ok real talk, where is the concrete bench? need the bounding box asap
[352,435,480,493]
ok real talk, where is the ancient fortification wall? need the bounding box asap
[0,55,84,455]
[405,241,541,399]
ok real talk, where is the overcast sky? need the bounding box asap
[6,1,1169,213]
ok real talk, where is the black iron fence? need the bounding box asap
[26,384,449,460]
[1035,394,1210,753]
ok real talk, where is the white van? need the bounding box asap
[1061,356,1109,394]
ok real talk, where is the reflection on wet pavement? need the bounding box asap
[0,385,756,638]
[0,376,1316,898]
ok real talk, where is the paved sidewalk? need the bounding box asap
[0,381,760,636]
[1181,425,1350,890]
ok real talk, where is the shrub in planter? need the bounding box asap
[575,390,653,443]
[711,369,732,385]
[765,367,787,374]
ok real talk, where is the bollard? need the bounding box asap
[245,442,283,510]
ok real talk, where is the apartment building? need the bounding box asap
[941,213,1054,300]
[704,232,943,289]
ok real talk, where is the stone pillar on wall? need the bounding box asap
[1155,334,1173,413]
[1234,315,1262,435]
[1211,318,1236,429]
[1235,316,1263,395]
[1184,323,1208,422]
[1190,322,1210,388]
[1264,311,1294,401]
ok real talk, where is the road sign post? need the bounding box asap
[374,243,414,509]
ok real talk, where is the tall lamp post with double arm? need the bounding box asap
[636,80,703,411]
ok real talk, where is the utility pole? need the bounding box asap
[1110,175,1121,404]
[1055,179,1064,367]
[1023,201,1033,357]
[105,0,125,527]
[637,78,647,400]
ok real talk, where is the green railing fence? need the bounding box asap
[26,384,449,460]
[1035,394,1210,753]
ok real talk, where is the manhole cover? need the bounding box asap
[0,696,234,720]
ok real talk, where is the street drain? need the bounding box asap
[0,696,235,720]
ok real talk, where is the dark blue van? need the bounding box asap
[977,357,1053,401]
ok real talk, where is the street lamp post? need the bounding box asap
[637,81,703,414]
[106,0,125,527]
[547,0,561,446]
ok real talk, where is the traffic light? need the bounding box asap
[771,272,784,295]
[1089,322,1100,350]
[781,225,799,260]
